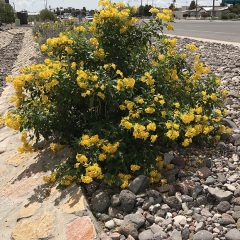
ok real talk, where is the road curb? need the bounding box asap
[166,34,240,48]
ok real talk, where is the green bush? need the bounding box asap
[2,1,230,188]
[0,0,15,23]
[221,12,237,20]
[39,9,56,22]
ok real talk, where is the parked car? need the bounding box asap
[84,15,94,22]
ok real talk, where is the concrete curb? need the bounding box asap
[166,33,240,48]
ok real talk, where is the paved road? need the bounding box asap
[169,21,240,43]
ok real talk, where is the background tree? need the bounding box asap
[189,0,196,10]
[169,3,175,10]
[0,0,15,23]
[82,7,87,17]
[39,9,55,21]
[143,5,152,16]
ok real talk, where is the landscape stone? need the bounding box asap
[196,167,211,179]
[119,222,138,239]
[138,229,154,240]
[12,213,54,240]
[208,187,233,201]
[18,202,41,220]
[91,190,110,213]
[66,217,96,240]
[192,230,213,240]
[124,213,145,229]
[171,229,182,240]
[119,190,136,213]
[128,175,149,194]
[216,201,231,213]
[225,228,240,240]
[105,220,115,229]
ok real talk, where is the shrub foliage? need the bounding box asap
[39,9,56,22]
[0,0,15,23]
[2,0,229,188]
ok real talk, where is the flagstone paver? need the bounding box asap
[0,27,100,240]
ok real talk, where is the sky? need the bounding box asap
[13,0,220,12]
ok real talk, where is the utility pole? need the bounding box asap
[196,0,198,19]
[12,1,15,11]
[212,0,215,18]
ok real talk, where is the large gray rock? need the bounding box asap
[128,175,149,194]
[193,230,213,240]
[119,190,136,213]
[222,118,238,129]
[138,229,154,240]
[226,229,240,240]
[91,190,110,213]
[196,167,211,179]
[208,187,233,201]
[219,213,235,226]
[124,213,145,229]
[171,229,182,240]
[164,196,182,210]
[164,152,175,165]
[119,222,138,239]
[216,201,231,213]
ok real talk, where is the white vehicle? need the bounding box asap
[84,15,94,22]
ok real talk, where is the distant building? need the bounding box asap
[174,5,230,19]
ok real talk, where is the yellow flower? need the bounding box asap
[50,143,64,153]
[102,142,120,154]
[180,112,195,124]
[130,165,141,172]
[97,92,105,100]
[158,54,165,61]
[149,8,160,14]
[133,124,149,140]
[166,130,179,140]
[74,26,86,32]
[149,169,161,183]
[150,135,158,142]
[81,175,93,184]
[186,43,198,51]
[41,44,48,52]
[116,69,124,78]
[99,153,107,161]
[145,107,155,114]
[123,78,135,89]
[71,62,77,70]
[86,163,103,179]
[166,24,174,31]
[174,102,180,108]
[210,93,217,101]
[147,122,156,131]
[121,118,133,129]
[89,37,99,47]
[76,154,88,164]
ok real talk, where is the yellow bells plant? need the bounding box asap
[2,0,229,189]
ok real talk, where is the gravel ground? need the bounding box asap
[0,29,25,95]
[0,28,239,240]
[86,39,240,240]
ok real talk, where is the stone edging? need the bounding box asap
[0,27,102,240]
